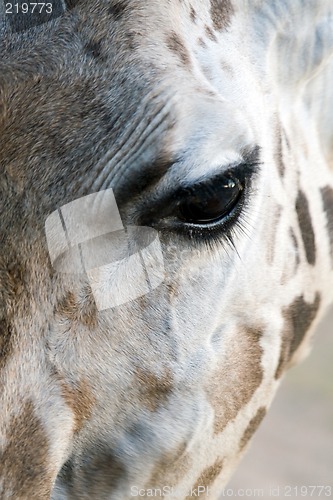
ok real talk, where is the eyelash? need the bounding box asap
[188,189,256,256]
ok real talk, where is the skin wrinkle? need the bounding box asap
[112,155,175,215]
[90,98,175,196]
[1,75,122,202]
[207,327,263,435]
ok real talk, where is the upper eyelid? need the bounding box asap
[169,144,262,192]
[177,161,260,191]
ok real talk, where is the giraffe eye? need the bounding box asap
[177,175,243,224]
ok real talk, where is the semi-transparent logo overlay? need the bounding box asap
[45,189,165,310]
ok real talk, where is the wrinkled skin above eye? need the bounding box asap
[177,175,243,224]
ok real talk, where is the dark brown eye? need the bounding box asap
[177,175,243,224]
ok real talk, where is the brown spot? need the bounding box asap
[296,190,316,265]
[220,60,234,74]
[266,204,282,265]
[287,293,321,356]
[280,227,301,285]
[166,281,181,300]
[320,186,333,265]
[289,227,300,265]
[61,379,95,432]
[60,450,126,497]
[88,453,126,491]
[108,0,128,20]
[55,288,98,328]
[202,64,213,80]
[4,256,26,298]
[289,226,301,275]
[186,458,224,498]
[0,318,13,372]
[198,37,207,48]
[190,5,197,22]
[148,442,192,489]
[207,327,263,435]
[284,131,291,150]
[275,336,289,379]
[210,0,234,31]
[205,25,218,42]
[136,368,174,411]
[239,407,266,450]
[0,401,51,499]
[275,293,321,379]
[55,290,77,317]
[274,124,286,178]
[84,39,106,61]
[167,32,191,66]
[64,0,81,8]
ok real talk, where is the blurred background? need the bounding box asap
[227,307,333,499]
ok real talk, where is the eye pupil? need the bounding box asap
[178,175,242,224]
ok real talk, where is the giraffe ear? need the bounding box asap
[256,1,333,166]
[255,1,333,90]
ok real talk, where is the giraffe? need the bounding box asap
[0,0,333,498]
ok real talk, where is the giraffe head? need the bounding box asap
[1,0,333,498]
